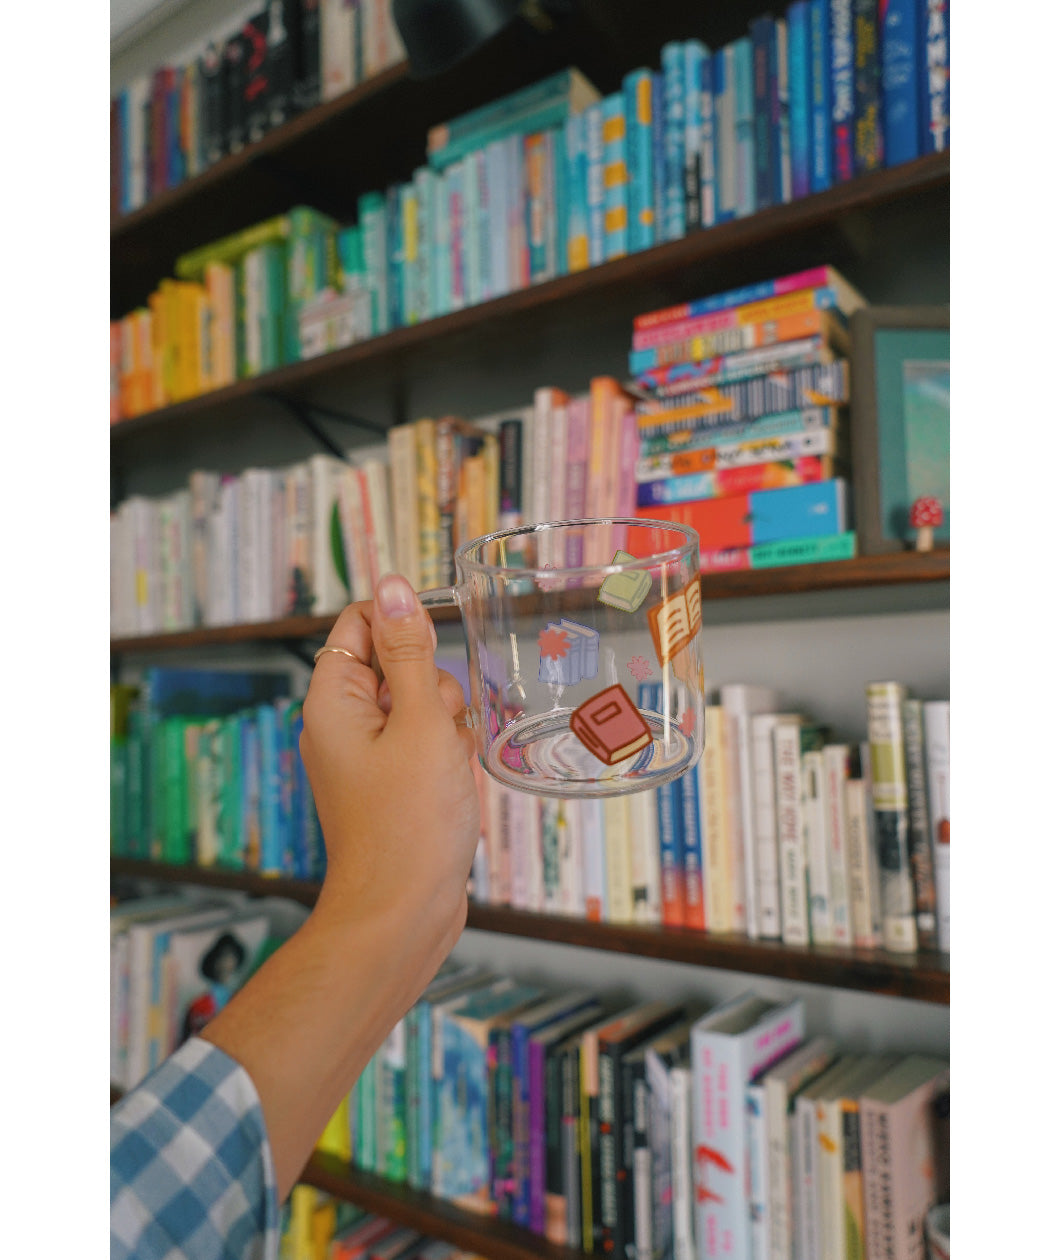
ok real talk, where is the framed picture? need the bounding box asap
[850,306,950,554]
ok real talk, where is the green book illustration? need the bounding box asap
[597,550,652,612]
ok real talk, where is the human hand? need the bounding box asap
[299,573,480,979]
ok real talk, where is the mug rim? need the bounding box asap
[453,516,699,578]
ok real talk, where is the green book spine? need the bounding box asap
[260,241,287,371]
[149,719,165,861]
[124,709,145,859]
[111,738,127,856]
[174,212,294,280]
[219,714,243,867]
[747,530,857,568]
[428,98,576,172]
[162,718,189,864]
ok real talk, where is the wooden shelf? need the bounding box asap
[110,152,949,443]
[108,551,949,654]
[303,1154,583,1260]
[110,859,949,1004]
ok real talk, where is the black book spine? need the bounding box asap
[626,1056,649,1260]
[498,417,523,520]
[224,33,247,154]
[599,1048,620,1253]
[294,0,321,111]
[544,1042,565,1236]
[243,11,271,145]
[561,1044,582,1249]
[265,0,298,128]
[199,43,224,166]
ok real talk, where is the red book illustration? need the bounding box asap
[570,684,652,765]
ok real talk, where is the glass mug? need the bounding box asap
[419,518,705,798]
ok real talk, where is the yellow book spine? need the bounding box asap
[414,418,439,588]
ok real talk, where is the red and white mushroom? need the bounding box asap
[909,496,943,551]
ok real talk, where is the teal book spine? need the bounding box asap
[400,182,419,324]
[551,124,568,277]
[259,241,286,370]
[601,92,628,259]
[524,132,549,282]
[432,166,451,318]
[431,69,580,150]
[564,110,589,272]
[428,97,576,172]
[358,191,388,335]
[585,102,605,265]
[713,45,737,223]
[733,37,757,217]
[623,68,654,252]
[475,147,493,299]
[463,156,482,305]
[661,41,686,240]
[414,165,436,320]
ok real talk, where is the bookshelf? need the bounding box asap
[111,858,949,1004]
[111,0,950,1253]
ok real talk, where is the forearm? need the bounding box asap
[199,896,454,1199]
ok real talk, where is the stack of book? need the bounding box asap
[324,967,949,1260]
[469,681,950,955]
[280,1186,487,1260]
[631,264,864,572]
[110,669,326,882]
[112,0,953,424]
[110,888,307,1092]
[110,0,404,218]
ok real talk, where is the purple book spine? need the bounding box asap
[528,1038,548,1233]
[512,1023,532,1225]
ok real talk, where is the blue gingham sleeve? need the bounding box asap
[111,1036,279,1260]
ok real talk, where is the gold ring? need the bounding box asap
[313,645,366,665]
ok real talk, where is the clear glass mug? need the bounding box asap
[419,518,705,798]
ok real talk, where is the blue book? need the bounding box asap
[257,702,282,874]
[918,0,949,154]
[678,762,706,930]
[551,125,569,277]
[788,1,812,197]
[656,769,687,926]
[808,0,834,191]
[661,42,687,240]
[880,0,921,166]
[713,46,737,223]
[601,92,629,259]
[751,16,776,209]
[385,183,404,329]
[733,37,757,217]
[118,88,130,214]
[564,110,590,272]
[623,68,655,252]
[585,102,606,265]
[650,72,668,237]
[853,0,884,174]
[142,667,289,719]
[683,41,708,232]
[698,52,717,227]
[748,478,849,542]
[167,70,184,188]
[830,0,856,182]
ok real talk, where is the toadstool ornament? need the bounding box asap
[910,496,943,551]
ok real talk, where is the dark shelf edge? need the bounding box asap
[110,860,949,1004]
[109,153,949,438]
[108,552,949,654]
[303,1153,584,1260]
[110,63,411,241]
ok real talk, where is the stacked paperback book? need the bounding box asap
[111,0,951,422]
[324,964,949,1260]
[468,681,950,955]
[631,264,861,572]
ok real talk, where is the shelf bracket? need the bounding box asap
[264,391,389,461]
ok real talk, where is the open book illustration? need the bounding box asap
[646,577,703,667]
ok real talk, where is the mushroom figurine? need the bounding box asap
[909,496,943,551]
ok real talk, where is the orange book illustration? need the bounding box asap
[646,577,703,667]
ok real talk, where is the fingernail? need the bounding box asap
[376,573,419,619]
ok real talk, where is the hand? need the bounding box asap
[299,573,481,983]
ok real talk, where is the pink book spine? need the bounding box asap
[565,397,589,565]
[632,266,832,334]
[612,407,639,556]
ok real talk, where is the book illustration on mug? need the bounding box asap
[646,578,702,667]
[569,683,653,765]
[598,549,652,613]
[537,619,601,685]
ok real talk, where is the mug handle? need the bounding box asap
[417,586,460,612]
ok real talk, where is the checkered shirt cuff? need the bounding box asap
[111,1036,279,1260]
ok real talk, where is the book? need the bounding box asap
[751,17,777,209]
[880,0,921,166]
[902,697,938,950]
[602,93,629,260]
[661,42,687,241]
[852,0,883,174]
[831,0,856,181]
[750,1034,837,1260]
[859,1055,949,1260]
[698,705,733,933]
[751,712,804,939]
[558,1029,587,1247]
[920,0,949,154]
[922,700,950,952]
[787,0,811,199]
[670,1061,695,1260]
[865,682,918,953]
[603,797,634,923]
[624,67,655,252]
[774,717,826,945]
[691,994,805,1259]
[683,41,708,231]
[822,744,854,946]
[711,43,736,223]
[845,760,883,949]
[571,685,653,767]
[598,1003,686,1258]
[802,747,832,944]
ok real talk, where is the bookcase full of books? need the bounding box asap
[111,2,950,1259]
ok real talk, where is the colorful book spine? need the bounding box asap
[637,456,835,507]
[922,699,950,952]
[634,264,851,330]
[698,52,717,227]
[881,0,921,166]
[822,744,853,946]
[733,38,756,217]
[601,93,629,259]
[623,68,655,252]
[788,1,812,198]
[585,103,606,266]
[853,0,884,174]
[920,0,949,153]
[463,156,483,304]
[565,110,590,272]
[831,0,856,181]
[865,681,918,953]
[683,41,708,231]
[662,42,687,239]
[902,697,938,950]
[712,45,737,223]
[655,766,686,928]
[751,17,777,209]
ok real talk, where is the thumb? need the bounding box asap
[370,573,445,724]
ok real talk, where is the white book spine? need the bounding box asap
[336,466,366,602]
[774,720,810,946]
[603,796,634,924]
[308,455,348,614]
[364,457,396,585]
[629,788,662,924]
[747,1081,770,1260]
[816,1097,844,1260]
[506,785,527,908]
[525,793,544,912]
[581,798,607,921]
[822,745,853,946]
[284,462,311,617]
[271,472,288,621]
[548,401,569,524]
[237,472,257,622]
[802,749,832,945]
[793,1095,821,1260]
[321,0,356,99]
[387,424,420,589]
[752,713,797,940]
[558,800,584,916]
[844,777,881,949]
[923,701,950,952]
[724,712,748,934]
[670,1065,695,1260]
